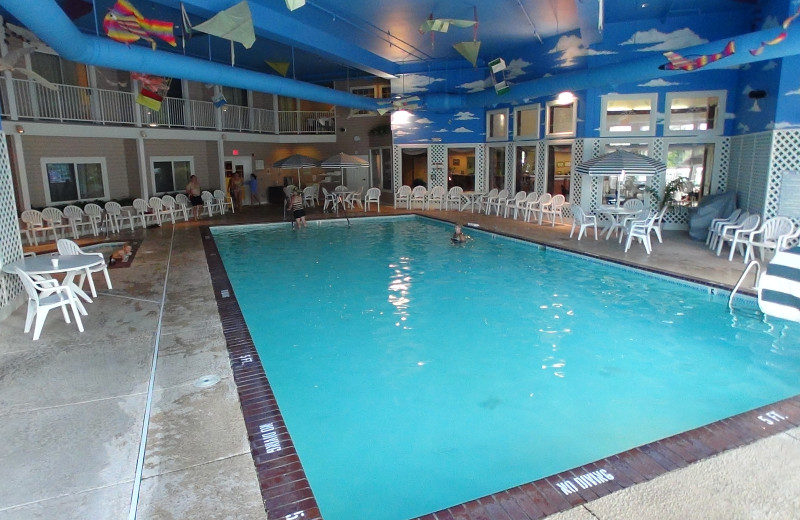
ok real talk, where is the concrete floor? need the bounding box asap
[0,201,798,520]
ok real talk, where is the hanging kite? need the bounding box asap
[285,0,305,10]
[750,6,800,56]
[192,0,255,65]
[451,8,481,67]
[419,18,477,34]
[103,0,177,50]
[0,46,59,90]
[659,40,735,71]
[132,73,170,111]
[266,61,290,77]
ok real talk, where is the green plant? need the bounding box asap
[646,177,692,209]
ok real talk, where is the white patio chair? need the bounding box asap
[21,209,57,245]
[214,189,234,214]
[105,201,134,232]
[302,186,316,207]
[502,191,526,218]
[541,194,566,226]
[163,195,187,222]
[707,208,742,247]
[41,207,72,239]
[477,188,498,213]
[57,238,112,297]
[345,187,364,210]
[569,205,598,240]
[63,205,91,238]
[524,193,551,223]
[516,192,538,220]
[133,198,158,228]
[15,266,83,341]
[650,204,670,244]
[364,187,381,212]
[487,189,509,216]
[744,216,795,263]
[201,191,219,217]
[409,186,427,209]
[174,193,192,221]
[426,186,445,210]
[334,185,349,192]
[716,214,761,261]
[321,187,338,212]
[312,183,320,207]
[83,203,104,236]
[622,211,658,254]
[394,185,411,209]
[149,196,175,225]
[619,198,645,230]
[445,186,463,210]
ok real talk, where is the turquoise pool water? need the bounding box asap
[212,217,800,520]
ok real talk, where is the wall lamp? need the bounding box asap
[15,125,24,134]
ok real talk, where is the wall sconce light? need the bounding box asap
[221,133,227,140]
[139,130,147,138]
[15,125,24,134]
[556,91,576,105]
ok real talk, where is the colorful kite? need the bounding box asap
[659,40,735,71]
[132,73,170,110]
[750,6,800,56]
[103,0,176,50]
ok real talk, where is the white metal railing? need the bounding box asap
[1,78,335,135]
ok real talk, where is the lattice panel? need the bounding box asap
[716,137,730,194]
[588,177,600,214]
[768,129,800,219]
[535,143,546,194]
[0,131,23,313]
[428,144,446,188]
[571,140,584,206]
[590,139,602,159]
[505,142,515,192]
[476,145,488,193]
[392,145,402,190]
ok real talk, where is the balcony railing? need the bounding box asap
[1,78,335,135]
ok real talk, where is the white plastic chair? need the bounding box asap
[410,186,427,209]
[57,238,112,297]
[364,187,381,212]
[345,187,364,209]
[487,189,509,216]
[214,189,234,214]
[445,186,463,210]
[541,194,566,226]
[744,216,795,263]
[162,195,185,222]
[394,185,411,209]
[707,208,742,247]
[133,198,158,228]
[201,191,218,217]
[716,214,761,261]
[15,266,83,341]
[63,205,90,238]
[83,203,104,236]
[569,205,598,240]
[302,186,316,208]
[312,183,320,207]
[21,209,57,245]
[622,211,658,254]
[477,188,498,213]
[41,207,72,238]
[149,196,175,225]
[516,192,538,220]
[426,186,445,210]
[321,187,338,212]
[524,193,551,223]
[104,201,135,232]
[174,193,192,221]
[502,191,526,218]
[650,204,670,244]
[334,185,349,193]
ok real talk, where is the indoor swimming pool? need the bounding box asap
[211,216,800,520]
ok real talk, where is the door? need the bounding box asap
[344,155,370,194]
[224,156,253,205]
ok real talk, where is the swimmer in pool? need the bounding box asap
[451,224,470,244]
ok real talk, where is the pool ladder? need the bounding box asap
[728,259,762,310]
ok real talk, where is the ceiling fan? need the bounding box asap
[376,95,422,115]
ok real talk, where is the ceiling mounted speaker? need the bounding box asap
[748,90,767,99]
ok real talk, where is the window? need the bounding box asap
[487,109,509,141]
[665,91,725,135]
[514,104,540,140]
[488,146,506,189]
[151,157,194,194]
[516,145,537,193]
[350,84,389,116]
[545,99,577,137]
[447,147,476,191]
[600,94,657,136]
[666,143,715,206]
[600,143,650,206]
[41,157,108,205]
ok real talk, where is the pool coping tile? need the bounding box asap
[202,223,800,520]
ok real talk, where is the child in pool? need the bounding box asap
[451,224,469,243]
[110,243,132,264]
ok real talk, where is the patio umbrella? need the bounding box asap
[320,152,369,187]
[575,150,665,206]
[272,154,319,188]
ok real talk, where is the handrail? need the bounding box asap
[728,259,761,310]
[0,78,335,135]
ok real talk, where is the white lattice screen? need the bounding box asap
[0,131,23,320]
[767,130,800,221]
[729,132,772,215]
[535,144,546,194]
[391,145,402,192]
[476,145,488,193]
[428,144,446,188]
[504,142,515,192]
[570,140,584,207]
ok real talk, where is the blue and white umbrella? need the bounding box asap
[273,154,320,188]
[576,150,665,206]
[320,152,368,187]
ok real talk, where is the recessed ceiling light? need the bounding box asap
[641,3,648,7]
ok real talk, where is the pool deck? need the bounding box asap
[1,201,799,520]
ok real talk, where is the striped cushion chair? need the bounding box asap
[757,246,800,323]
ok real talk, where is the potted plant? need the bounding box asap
[647,177,692,209]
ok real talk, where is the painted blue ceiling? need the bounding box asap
[15,0,760,84]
